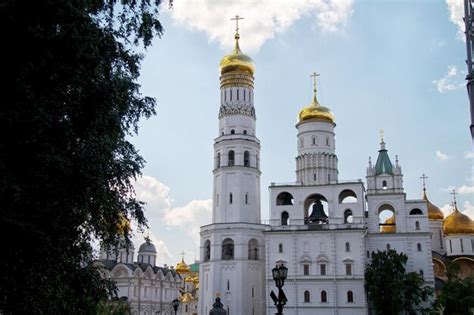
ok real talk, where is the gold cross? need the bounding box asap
[310,72,320,94]
[231,15,244,33]
[450,189,458,204]
[420,174,428,190]
[379,129,384,142]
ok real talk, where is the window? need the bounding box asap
[313,173,317,181]
[227,280,230,291]
[243,130,247,135]
[472,239,474,252]
[344,209,353,223]
[345,264,352,276]
[303,264,310,275]
[224,90,227,101]
[347,290,354,303]
[248,239,259,260]
[415,221,420,230]
[252,286,254,298]
[281,211,289,225]
[230,89,232,100]
[419,270,424,276]
[244,151,250,167]
[230,129,235,135]
[386,243,391,251]
[228,150,235,166]
[216,193,219,206]
[461,239,464,253]
[320,264,326,275]
[204,240,211,261]
[276,192,294,205]
[216,153,221,168]
[237,89,239,100]
[312,137,316,145]
[244,90,246,101]
[278,243,283,253]
[450,239,452,253]
[410,208,423,215]
[345,242,350,252]
[417,243,422,251]
[229,193,233,204]
[222,238,234,260]
[382,180,387,189]
[304,290,310,303]
[321,290,327,303]
[245,193,249,204]
[326,137,329,146]
[440,230,444,249]
[367,250,370,258]
[185,305,188,312]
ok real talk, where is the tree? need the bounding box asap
[365,250,433,315]
[0,1,168,313]
[435,262,474,315]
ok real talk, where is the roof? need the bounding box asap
[97,260,179,277]
[374,142,393,175]
[189,262,200,273]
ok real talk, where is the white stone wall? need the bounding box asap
[446,235,474,256]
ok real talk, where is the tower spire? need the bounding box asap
[310,72,320,103]
[420,173,428,198]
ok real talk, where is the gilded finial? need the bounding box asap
[231,15,244,44]
[180,250,186,261]
[310,72,320,103]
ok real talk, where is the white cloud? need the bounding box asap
[463,201,474,219]
[169,0,354,52]
[432,66,463,93]
[134,175,172,213]
[132,227,173,264]
[446,0,464,40]
[458,184,474,194]
[440,203,453,218]
[436,150,452,160]
[465,151,474,159]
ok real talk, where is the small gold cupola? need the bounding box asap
[219,15,255,76]
[298,72,335,123]
[442,190,474,235]
[420,174,444,220]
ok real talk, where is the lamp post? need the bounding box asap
[172,298,179,315]
[270,264,288,315]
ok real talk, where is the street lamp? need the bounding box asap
[172,298,179,315]
[270,264,288,315]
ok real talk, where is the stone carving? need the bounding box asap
[218,105,256,119]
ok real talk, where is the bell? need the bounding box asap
[308,200,328,223]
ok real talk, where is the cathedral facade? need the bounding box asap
[198,25,474,315]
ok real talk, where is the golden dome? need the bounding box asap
[443,203,474,235]
[181,292,193,304]
[176,258,190,274]
[423,190,444,220]
[381,215,396,233]
[116,213,131,235]
[184,276,194,283]
[298,73,335,123]
[193,276,199,284]
[219,33,255,76]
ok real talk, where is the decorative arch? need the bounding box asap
[248,238,259,260]
[338,189,358,203]
[303,193,329,224]
[281,211,289,225]
[409,208,423,215]
[111,265,132,278]
[222,238,234,260]
[276,192,294,205]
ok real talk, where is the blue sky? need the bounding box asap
[127,0,473,266]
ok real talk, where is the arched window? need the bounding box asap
[347,290,353,303]
[415,221,420,230]
[281,211,289,225]
[229,193,233,204]
[321,290,327,303]
[276,192,294,205]
[230,89,233,100]
[230,129,235,135]
[345,242,350,252]
[382,180,388,189]
[379,204,396,233]
[410,208,423,215]
[417,243,422,251]
[243,130,247,135]
[237,89,239,100]
[312,136,316,145]
[326,137,329,146]
[222,238,234,260]
[244,151,250,167]
[304,290,310,303]
[386,243,391,251]
[204,240,211,261]
[227,280,230,290]
[216,153,221,168]
[248,239,259,260]
[338,189,358,203]
[278,243,283,253]
[344,209,353,223]
[245,193,249,204]
[228,150,234,166]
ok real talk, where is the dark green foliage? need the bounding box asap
[435,262,474,315]
[0,0,167,313]
[365,250,433,315]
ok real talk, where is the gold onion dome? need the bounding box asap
[176,258,190,274]
[184,276,194,283]
[443,203,474,235]
[219,32,255,76]
[298,73,335,123]
[423,190,444,220]
[381,215,396,233]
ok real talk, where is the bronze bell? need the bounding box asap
[308,200,328,223]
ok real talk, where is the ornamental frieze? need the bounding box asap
[218,105,256,119]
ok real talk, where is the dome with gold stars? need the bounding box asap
[219,33,255,76]
[423,190,444,221]
[175,258,190,274]
[298,73,335,123]
[443,203,474,235]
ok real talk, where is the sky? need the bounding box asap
[125,0,474,267]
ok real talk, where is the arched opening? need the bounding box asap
[415,221,420,230]
[244,151,250,167]
[386,243,391,251]
[278,243,283,253]
[417,243,422,251]
[304,290,310,303]
[344,209,353,223]
[276,192,294,205]
[230,129,235,135]
[248,239,259,260]
[243,130,247,135]
[338,189,358,203]
[216,152,221,168]
[321,290,327,302]
[304,193,328,225]
[345,242,350,252]
[222,238,234,260]
[281,211,289,225]
[378,204,396,233]
[382,180,388,190]
[409,208,423,215]
[204,240,211,261]
[228,150,235,166]
[347,290,353,303]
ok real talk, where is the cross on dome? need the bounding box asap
[420,173,428,192]
[231,15,244,34]
[451,189,458,205]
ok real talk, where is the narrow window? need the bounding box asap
[230,89,232,100]
[440,230,444,249]
[281,211,289,225]
[367,250,370,258]
[471,239,474,252]
[237,89,239,100]
[252,286,254,298]
[185,305,188,312]
[326,137,329,146]
[217,152,221,168]
[303,264,310,275]
[347,290,353,303]
[227,280,230,290]
[244,151,250,167]
[345,242,350,252]
[245,193,248,204]
[320,264,326,275]
[224,90,227,101]
[415,221,420,230]
[382,180,387,189]
[229,193,233,204]
[328,174,330,181]
[244,90,246,101]
[450,239,453,253]
[321,290,327,303]
[417,243,422,251]
[419,269,424,276]
[243,130,247,135]
[313,173,317,181]
[345,264,352,276]
[304,290,310,303]
[216,193,219,206]
[386,243,391,251]
[312,137,316,145]
[228,150,235,166]
[204,240,211,261]
[278,243,283,253]
[461,239,464,253]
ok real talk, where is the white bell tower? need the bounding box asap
[199,16,265,315]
